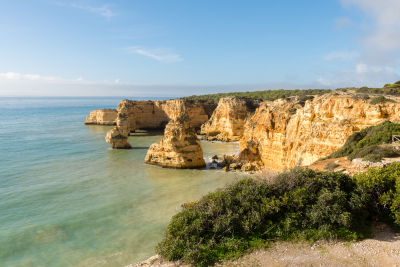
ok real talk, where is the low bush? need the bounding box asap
[353,163,400,226]
[369,96,396,105]
[324,162,340,171]
[323,121,400,160]
[348,145,399,162]
[359,94,370,100]
[156,169,370,266]
[181,89,331,102]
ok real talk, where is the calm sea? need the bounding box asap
[0,97,243,267]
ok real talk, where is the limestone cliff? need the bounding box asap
[84,109,117,125]
[144,113,206,168]
[105,99,214,149]
[239,93,400,170]
[201,97,257,141]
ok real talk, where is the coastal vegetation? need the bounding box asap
[182,89,332,102]
[156,165,400,266]
[338,81,400,96]
[322,121,400,162]
[369,96,396,105]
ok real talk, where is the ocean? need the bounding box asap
[0,97,243,267]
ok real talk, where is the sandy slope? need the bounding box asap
[127,224,400,267]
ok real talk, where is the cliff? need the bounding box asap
[84,109,117,125]
[200,97,257,141]
[144,113,206,168]
[105,99,215,149]
[239,93,400,170]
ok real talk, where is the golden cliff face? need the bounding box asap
[240,94,400,170]
[144,113,206,169]
[105,99,213,149]
[200,97,255,141]
[84,109,117,125]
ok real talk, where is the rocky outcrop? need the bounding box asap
[105,99,214,149]
[84,109,117,125]
[144,113,206,168]
[240,94,400,170]
[200,97,257,141]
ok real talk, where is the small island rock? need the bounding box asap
[144,113,206,169]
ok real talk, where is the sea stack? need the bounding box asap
[144,113,206,168]
[105,111,133,149]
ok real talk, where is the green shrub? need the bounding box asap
[348,145,399,162]
[156,169,370,266]
[324,162,340,171]
[369,96,396,105]
[353,163,400,226]
[359,94,370,100]
[181,89,332,102]
[323,121,400,160]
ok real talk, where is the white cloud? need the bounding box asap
[70,4,115,18]
[0,72,122,84]
[317,62,399,87]
[316,1,400,87]
[53,2,116,18]
[339,0,400,62]
[324,51,359,61]
[335,17,353,31]
[126,46,183,63]
[0,72,332,97]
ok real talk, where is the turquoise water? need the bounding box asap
[0,97,243,267]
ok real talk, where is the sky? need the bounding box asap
[1,0,400,97]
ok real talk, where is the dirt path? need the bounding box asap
[128,224,400,267]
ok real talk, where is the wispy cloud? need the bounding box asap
[316,0,400,87]
[339,0,400,64]
[317,62,399,88]
[0,72,122,84]
[71,3,115,18]
[334,17,354,31]
[53,2,116,18]
[324,51,359,61]
[126,46,183,63]
[0,72,332,97]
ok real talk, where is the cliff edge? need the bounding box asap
[240,93,400,170]
[200,96,257,141]
[84,109,117,125]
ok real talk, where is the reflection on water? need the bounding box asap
[0,99,244,267]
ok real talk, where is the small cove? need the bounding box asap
[0,97,244,267]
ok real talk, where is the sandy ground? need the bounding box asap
[128,224,400,267]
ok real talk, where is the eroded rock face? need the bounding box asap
[105,99,214,149]
[105,112,132,149]
[240,94,400,170]
[201,97,257,141]
[144,113,206,168]
[84,109,117,125]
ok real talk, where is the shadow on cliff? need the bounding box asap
[129,130,164,137]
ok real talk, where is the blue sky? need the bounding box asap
[1,0,400,96]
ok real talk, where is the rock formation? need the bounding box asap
[239,93,400,170]
[144,113,206,168]
[200,97,258,141]
[105,99,215,149]
[84,109,117,125]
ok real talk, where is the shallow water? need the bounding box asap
[0,97,244,267]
